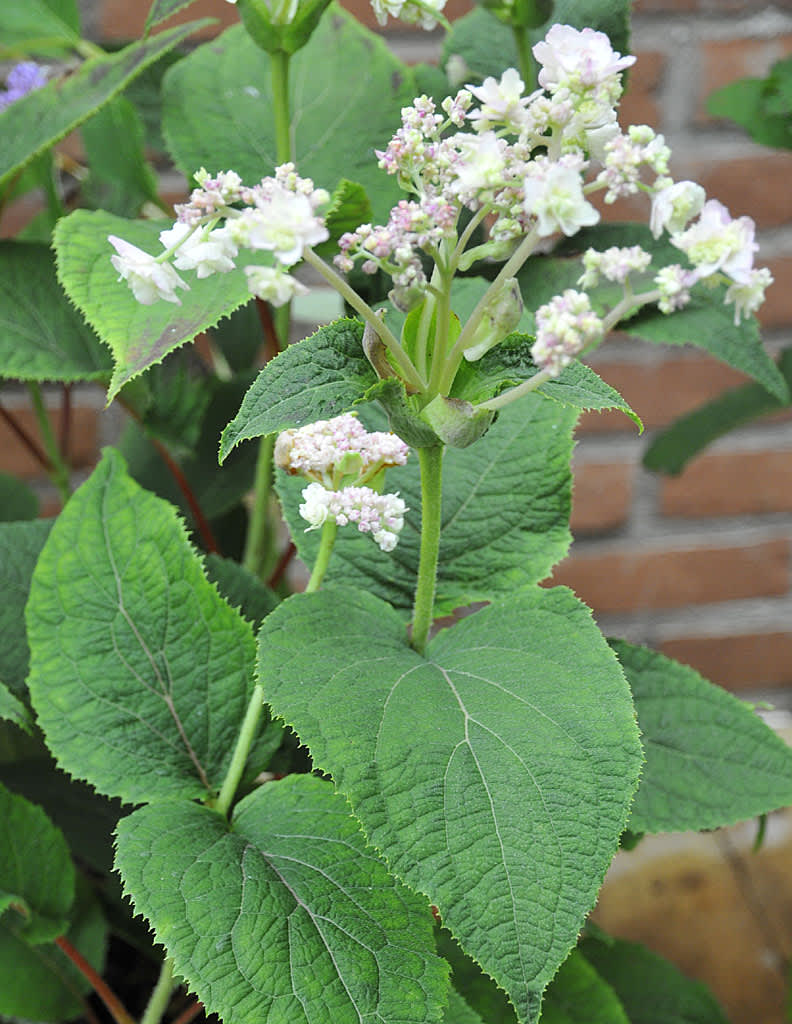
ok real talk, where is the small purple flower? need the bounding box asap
[0,62,47,111]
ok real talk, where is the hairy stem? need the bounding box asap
[302,249,426,393]
[512,23,539,91]
[27,383,71,504]
[215,682,266,817]
[411,446,444,655]
[243,435,276,577]
[55,936,136,1024]
[305,519,338,593]
[140,958,176,1024]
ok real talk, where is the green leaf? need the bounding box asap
[436,926,517,1024]
[80,96,161,218]
[0,875,106,1023]
[581,936,729,1024]
[451,333,642,430]
[540,950,628,1024]
[0,782,74,943]
[279,397,575,614]
[26,449,258,804]
[259,585,643,1022]
[0,472,38,521]
[115,774,450,1024]
[204,553,278,630]
[707,76,792,150]
[0,242,111,383]
[444,990,487,1024]
[0,518,52,697]
[643,347,792,474]
[520,225,788,401]
[145,0,204,31]
[0,682,33,735]
[219,318,377,460]
[162,9,415,222]
[314,179,374,262]
[611,640,792,834]
[0,0,80,58]
[54,210,262,400]
[0,21,210,188]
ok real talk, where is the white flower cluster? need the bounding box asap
[531,290,604,377]
[371,0,446,30]
[579,245,652,288]
[299,482,407,552]
[274,412,409,487]
[109,165,328,307]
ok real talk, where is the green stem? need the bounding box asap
[271,50,292,165]
[140,959,176,1024]
[426,273,451,399]
[242,435,275,578]
[28,383,70,504]
[305,519,337,593]
[215,683,266,818]
[302,249,425,392]
[512,23,538,88]
[475,367,553,411]
[411,446,444,656]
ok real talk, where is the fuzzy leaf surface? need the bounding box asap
[279,397,575,614]
[115,774,449,1024]
[162,10,414,221]
[0,0,80,57]
[613,640,792,834]
[0,243,111,382]
[540,950,628,1024]
[0,782,74,944]
[26,449,256,804]
[259,586,643,1022]
[54,210,265,399]
[0,22,208,186]
[581,937,729,1024]
[219,318,376,460]
[0,519,52,697]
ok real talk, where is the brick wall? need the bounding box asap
[6,0,792,701]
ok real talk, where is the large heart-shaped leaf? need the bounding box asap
[115,774,449,1024]
[258,585,643,1022]
[162,8,414,222]
[0,519,52,698]
[26,449,262,804]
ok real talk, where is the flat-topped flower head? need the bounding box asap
[671,199,758,282]
[533,24,635,92]
[109,236,189,305]
[299,482,408,551]
[531,289,603,376]
[275,413,409,488]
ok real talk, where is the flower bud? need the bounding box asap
[463,278,523,361]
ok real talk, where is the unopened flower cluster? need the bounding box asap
[0,62,47,110]
[109,165,329,307]
[276,414,409,552]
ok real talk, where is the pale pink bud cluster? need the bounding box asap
[109,164,328,308]
[275,413,409,488]
[531,290,604,377]
[596,125,671,203]
[654,265,699,315]
[579,245,652,288]
[299,482,408,552]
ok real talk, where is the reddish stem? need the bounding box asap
[0,403,52,470]
[149,436,220,555]
[255,298,281,359]
[55,935,136,1024]
[170,999,205,1024]
[267,541,296,590]
[59,384,72,460]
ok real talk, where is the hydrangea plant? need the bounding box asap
[1,2,792,1024]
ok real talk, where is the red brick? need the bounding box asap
[659,631,792,691]
[698,34,792,123]
[98,0,240,40]
[690,152,792,229]
[0,406,99,479]
[571,461,633,534]
[619,51,665,131]
[661,449,792,518]
[577,356,750,435]
[760,254,792,330]
[548,538,790,612]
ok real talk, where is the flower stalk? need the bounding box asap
[410,445,444,655]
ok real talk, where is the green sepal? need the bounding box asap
[364,377,442,447]
[236,0,333,55]
[114,775,450,1024]
[613,639,792,834]
[420,394,495,448]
